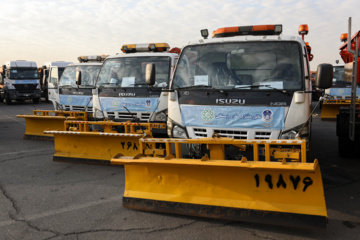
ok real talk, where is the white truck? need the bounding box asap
[0,60,41,104]
[150,24,333,147]
[38,61,73,102]
[93,43,179,136]
[49,55,107,115]
[326,63,360,96]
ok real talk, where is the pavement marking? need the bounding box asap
[0,148,54,157]
[0,195,123,227]
[0,116,26,126]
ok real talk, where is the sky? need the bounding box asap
[1,0,360,71]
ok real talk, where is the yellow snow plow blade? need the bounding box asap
[16,110,87,140]
[45,120,155,165]
[321,99,359,120]
[112,138,327,228]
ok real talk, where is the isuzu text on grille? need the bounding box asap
[216,99,245,104]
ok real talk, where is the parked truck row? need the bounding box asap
[13,23,338,228]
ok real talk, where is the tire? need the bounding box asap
[338,135,354,158]
[5,95,11,105]
[32,98,40,104]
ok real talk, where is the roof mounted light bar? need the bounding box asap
[78,55,108,63]
[212,24,282,38]
[121,43,170,53]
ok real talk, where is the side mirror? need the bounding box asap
[76,70,82,86]
[314,64,333,89]
[145,63,156,86]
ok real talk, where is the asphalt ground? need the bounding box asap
[0,100,359,240]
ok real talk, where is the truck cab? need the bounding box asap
[166,25,332,143]
[38,61,73,102]
[0,60,41,104]
[50,55,107,116]
[325,64,360,99]
[92,43,179,136]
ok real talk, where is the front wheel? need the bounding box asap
[338,135,354,158]
[5,94,11,105]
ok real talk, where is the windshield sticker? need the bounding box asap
[121,77,135,87]
[180,105,284,130]
[235,85,250,89]
[155,82,168,88]
[194,75,209,86]
[100,97,158,112]
[60,95,93,107]
[110,78,118,84]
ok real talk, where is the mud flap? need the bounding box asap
[112,138,327,228]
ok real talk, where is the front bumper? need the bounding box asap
[7,89,42,100]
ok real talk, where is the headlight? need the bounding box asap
[94,109,104,119]
[172,125,187,138]
[36,84,40,89]
[280,130,297,139]
[154,112,167,121]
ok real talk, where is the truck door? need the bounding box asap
[48,66,60,109]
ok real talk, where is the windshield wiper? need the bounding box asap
[254,84,290,95]
[129,83,147,86]
[175,85,230,95]
[234,84,289,95]
[175,85,213,90]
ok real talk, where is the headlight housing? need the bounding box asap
[154,112,167,122]
[167,119,188,138]
[172,125,188,138]
[94,109,104,119]
[280,130,297,139]
[280,123,309,140]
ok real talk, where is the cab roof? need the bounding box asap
[185,34,305,47]
[105,52,179,60]
[6,60,37,68]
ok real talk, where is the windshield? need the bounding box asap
[96,56,171,88]
[59,65,101,88]
[173,41,303,90]
[9,68,38,79]
[333,66,347,84]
